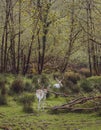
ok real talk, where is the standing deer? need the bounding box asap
[36,78,49,110]
[36,88,48,110]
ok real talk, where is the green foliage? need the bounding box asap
[0,83,7,105]
[61,71,81,94]
[0,74,15,87]
[79,79,93,92]
[10,78,24,94]
[79,68,90,77]
[18,93,34,113]
[60,79,80,94]
[70,85,80,93]
[0,80,8,105]
[40,74,50,87]
[78,76,101,93]
[24,81,34,92]
[1,85,7,96]
[26,74,34,79]
[0,77,7,89]
[0,94,7,105]
[87,76,101,92]
[32,75,40,89]
[32,74,49,89]
[64,71,81,84]
[53,72,61,80]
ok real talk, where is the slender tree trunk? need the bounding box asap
[3,0,11,72]
[17,0,21,74]
[9,0,16,73]
[61,0,75,73]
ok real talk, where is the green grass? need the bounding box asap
[0,74,101,130]
[0,96,101,130]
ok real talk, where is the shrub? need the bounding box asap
[62,80,73,93]
[0,94,7,105]
[24,81,34,92]
[40,74,49,87]
[78,76,101,93]
[32,75,40,89]
[10,78,24,94]
[64,71,81,84]
[53,72,61,80]
[32,74,49,89]
[26,74,34,79]
[70,85,80,93]
[18,93,34,113]
[78,79,93,93]
[87,76,101,92]
[0,79,7,90]
[62,79,80,94]
[79,68,90,77]
[1,85,7,96]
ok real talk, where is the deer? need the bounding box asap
[36,78,50,111]
[53,77,64,89]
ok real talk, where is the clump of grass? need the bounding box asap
[0,94,7,105]
[18,93,34,113]
[78,76,101,93]
[79,68,90,77]
[32,74,49,89]
[79,79,93,93]
[0,82,8,105]
[10,78,24,94]
[24,81,34,92]
[64,71,81,84]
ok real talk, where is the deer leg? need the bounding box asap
[38,99,41,111]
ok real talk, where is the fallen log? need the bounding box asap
[51,96,101,112]
[71,107,100,112]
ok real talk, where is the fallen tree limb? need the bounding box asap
[71,107,100,112]
[51,96,101,112]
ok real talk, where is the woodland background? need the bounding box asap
[0,0,101,75]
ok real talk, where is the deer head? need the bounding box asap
[55,77,64,87]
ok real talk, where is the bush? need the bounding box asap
[79,79,93,92]
[87,76,101,92]
[1,85,7,96]
[0,79,7,90]
[0,94,7,105]
[64,71,81,84]
[10,78,24,94]
[24,81,34,92]
[78,76,101,93]
[79,68,90,77]
[26,74,34,79]
[32,74,49,89]
[62,79,80,94]
[18,93,34,113]
[53,72,61,80]
[32,75,40,89]
[70,85,80,93]
[40,74,49,87]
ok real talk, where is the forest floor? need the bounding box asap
[0,96,101,130]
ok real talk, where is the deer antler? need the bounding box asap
[38,78,41,88]
[55,77,60,83]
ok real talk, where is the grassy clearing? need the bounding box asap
[0,74,101,130]
[0,96,101,130]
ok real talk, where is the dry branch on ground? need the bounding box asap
[51,96,101,112]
